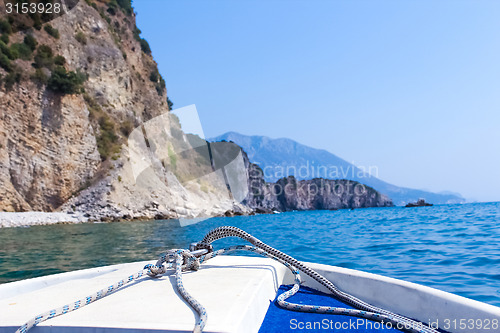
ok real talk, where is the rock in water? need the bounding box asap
[405,199,433,207]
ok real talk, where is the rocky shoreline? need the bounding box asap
[0,206,272,228]
[0,212,89,228]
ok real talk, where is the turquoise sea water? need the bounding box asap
[1,202,499,306]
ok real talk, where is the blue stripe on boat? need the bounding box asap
[259,285,404,332]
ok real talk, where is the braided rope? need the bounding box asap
[196,226,437,333]
[201,245,427,332]
[15,269,148,333]
[173,250,207,333]
[16,226,438,333]
[15,250,207,333]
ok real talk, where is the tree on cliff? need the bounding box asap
[47,66,85,94]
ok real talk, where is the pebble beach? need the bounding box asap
[0,212,89,228]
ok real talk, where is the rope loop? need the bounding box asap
[176,249,199,271]
[144,263,166,277]
[146,249,201,277]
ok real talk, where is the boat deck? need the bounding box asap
[1,256,500,332]
[1,256,287,332]
[260,285,403,332]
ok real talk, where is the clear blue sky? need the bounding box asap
[134,0,500,203]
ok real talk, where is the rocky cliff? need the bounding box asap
[1,0,168,211]
[244,162,392,213]
[0,1,391,222]
[212,132,465,206]
[214,141,393,214]
[246,174,393,212]
[0,0,243,219]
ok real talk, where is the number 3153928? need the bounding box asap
[5,2,62,14]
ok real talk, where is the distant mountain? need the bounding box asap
[210,132,464,206]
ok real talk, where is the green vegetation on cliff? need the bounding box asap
[0,0,177,213]
[0,0,146,93]
[47,66,86,94]
[44,24,60,39]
